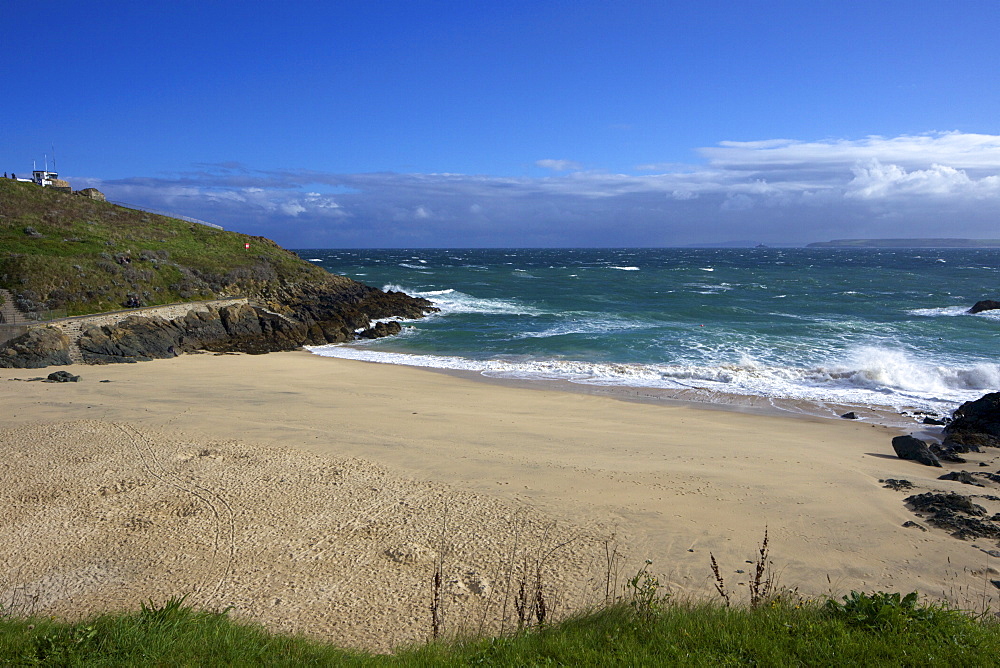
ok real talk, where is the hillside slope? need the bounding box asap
[1,179,349,315]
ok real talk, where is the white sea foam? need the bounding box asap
[308,343,999,414]
[686,282,733,294]
[610,266,640,271]
[909,305,1000,319]
[308,258,323,262]
[398,263,425,269]
[516,315,650,339]
[382,285,544,316]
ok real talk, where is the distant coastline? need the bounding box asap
[807,238,1000,248]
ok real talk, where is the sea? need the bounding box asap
[297,247,1000,426]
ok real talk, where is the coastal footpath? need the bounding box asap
[0,179,436,367]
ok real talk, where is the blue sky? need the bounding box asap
[4,1,1000,247]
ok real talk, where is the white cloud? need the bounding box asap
[701,132,1000,173]
[846,159,1000,199]
[280,202,307,216]
[536,159,583,172]
[83,131,1000,247]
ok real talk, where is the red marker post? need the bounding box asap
[244,242,250,250]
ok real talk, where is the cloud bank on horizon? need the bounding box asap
[78,131,1000,248]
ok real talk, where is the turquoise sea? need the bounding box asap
[298,248,1000,422]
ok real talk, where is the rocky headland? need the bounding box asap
[0,178,436,367]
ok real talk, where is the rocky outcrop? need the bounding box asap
[945,392,1000,441]
[0,273,438,367]
[942,431,996,451]
[968,300,1000,314]
[358,321,403,339]
[905,492,1000,540]
[0,327,71,368]
[76,187,106,201]
[73,287,435,364]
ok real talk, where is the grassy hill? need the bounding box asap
[0,178,347,317]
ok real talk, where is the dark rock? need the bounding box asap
[946,393,1000,440]
[968,299,1000,314]
[79,315,188,363]
[902,520,927,531]
[891,435,942,467]
[923,416,948,425]
[907,492,985,517]
[938,471,984,487]
[46,370,80,382]
[882,478,914,491]
[357,321,403,339]
[841,411,858,420]
[930,443,966,463]
[941,432,986,452]
[905,492,1000,540]
[0,327,72,368]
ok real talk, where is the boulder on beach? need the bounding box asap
[938,471,984,487]
[891,435,942,467]
[46,370,80,382]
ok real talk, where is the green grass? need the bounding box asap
[0,179,344,316]
[2,594,998,666]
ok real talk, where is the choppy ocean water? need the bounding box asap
[299,248,1000,420]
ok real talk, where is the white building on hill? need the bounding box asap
[32,169,58,186]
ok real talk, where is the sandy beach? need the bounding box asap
[2,351,998,652]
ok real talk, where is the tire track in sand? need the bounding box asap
[113,423,236,603]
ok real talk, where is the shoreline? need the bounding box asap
[2,351,997,650]
[310,347,937,431]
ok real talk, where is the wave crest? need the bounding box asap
[382,284,543,316]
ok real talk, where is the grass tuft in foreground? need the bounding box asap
[1,592,998,666]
